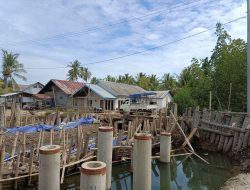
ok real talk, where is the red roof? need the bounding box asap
[51,79,84,94]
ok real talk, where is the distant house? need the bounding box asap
[0,82,44,107]
[39,79,84,107]
[149,90,173,108]
[73,83,116,110]
[96,81,146,110]
[17,82,44,94]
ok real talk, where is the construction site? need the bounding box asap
[0,101,249,190]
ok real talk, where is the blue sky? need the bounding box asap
[0,0,247,84]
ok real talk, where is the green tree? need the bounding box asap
[79,66,92,82]
[148,74,159,90]
[135,72,151,90]
[90,77,99,84]
[67,60,81,81]
[105,75,116,82]
[122,73,134,85]
[160,73,177,92]
[1,49,26,88]
[174,87,197,114]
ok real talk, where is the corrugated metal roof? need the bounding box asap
[0,92,19,97]
[87,84,116,99]
[97,81,146,97]
[52,80,84,94]
[40,79,84,95]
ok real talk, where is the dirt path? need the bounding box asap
[221,173,250,190]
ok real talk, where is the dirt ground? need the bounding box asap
[221,173,250,190]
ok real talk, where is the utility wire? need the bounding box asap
[25,16,246,70]
[3,0,214,46]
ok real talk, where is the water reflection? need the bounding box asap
[114,153,233,190]
[58,153,234,190]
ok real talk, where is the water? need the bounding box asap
[60,152,235,190]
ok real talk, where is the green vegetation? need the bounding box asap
[0,49,26,95]
[90,24,247,112]
[67,60,92,82]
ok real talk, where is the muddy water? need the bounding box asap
[59,152,236,190]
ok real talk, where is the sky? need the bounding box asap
[0,0,247,84]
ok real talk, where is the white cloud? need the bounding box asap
[0,0,247,84]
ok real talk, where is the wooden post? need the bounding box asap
[0,144,5,189]
[16,103,21,127]
[159,109,162,133]
[11,131,19,163]
[83,133,91,156]
[28,145,34,186]
[9,103,16,127]
[76,126,81,160]
[37,131,42,156]
[14,146,21,190]
[22,133,26,165]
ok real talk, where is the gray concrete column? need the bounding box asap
[39,145,60,190]
[160,132,171,163]
[133,133,152,190]
[80,161,106,190]
[160,163,171,190]
[97,127,113,189]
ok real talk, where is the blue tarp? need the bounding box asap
[6,117,95,134]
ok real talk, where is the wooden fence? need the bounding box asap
[182,107,250,153]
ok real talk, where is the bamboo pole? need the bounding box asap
[10,131,19,163]
[0,144,5,186]
[22,133,26,165]
[170,111,194,152]
[36,131,42,157]
[28,146,34,186]
[14,146,21,189]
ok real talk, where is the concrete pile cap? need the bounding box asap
[99,126,113,132]
[39,145,61,155]
[81,161,106,175]
[161,132,171,136]
[134,133,151,140]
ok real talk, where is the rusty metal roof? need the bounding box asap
[39,79,84,95]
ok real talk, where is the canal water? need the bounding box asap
[60,152,236,190]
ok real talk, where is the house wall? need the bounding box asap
[114,97,128,110]
[156,93,173,109]
[22,97,34,103]
[43,86,71,107]
[74,90,116,110]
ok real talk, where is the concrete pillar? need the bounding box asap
[133,133,152,190]
[97,127,113,189]
[160,163,171,190]
[160,132,171,163]
[80,161,106,190]
[39,145,60,190]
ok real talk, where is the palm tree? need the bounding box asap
[79,66,92,82]
[1,49,26,88]
[161,73,177,92]
[123,73,134,85]
[90,77,99,84]
[67,60,81,81]
[149,74,159,90]
[105,75,116,82]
